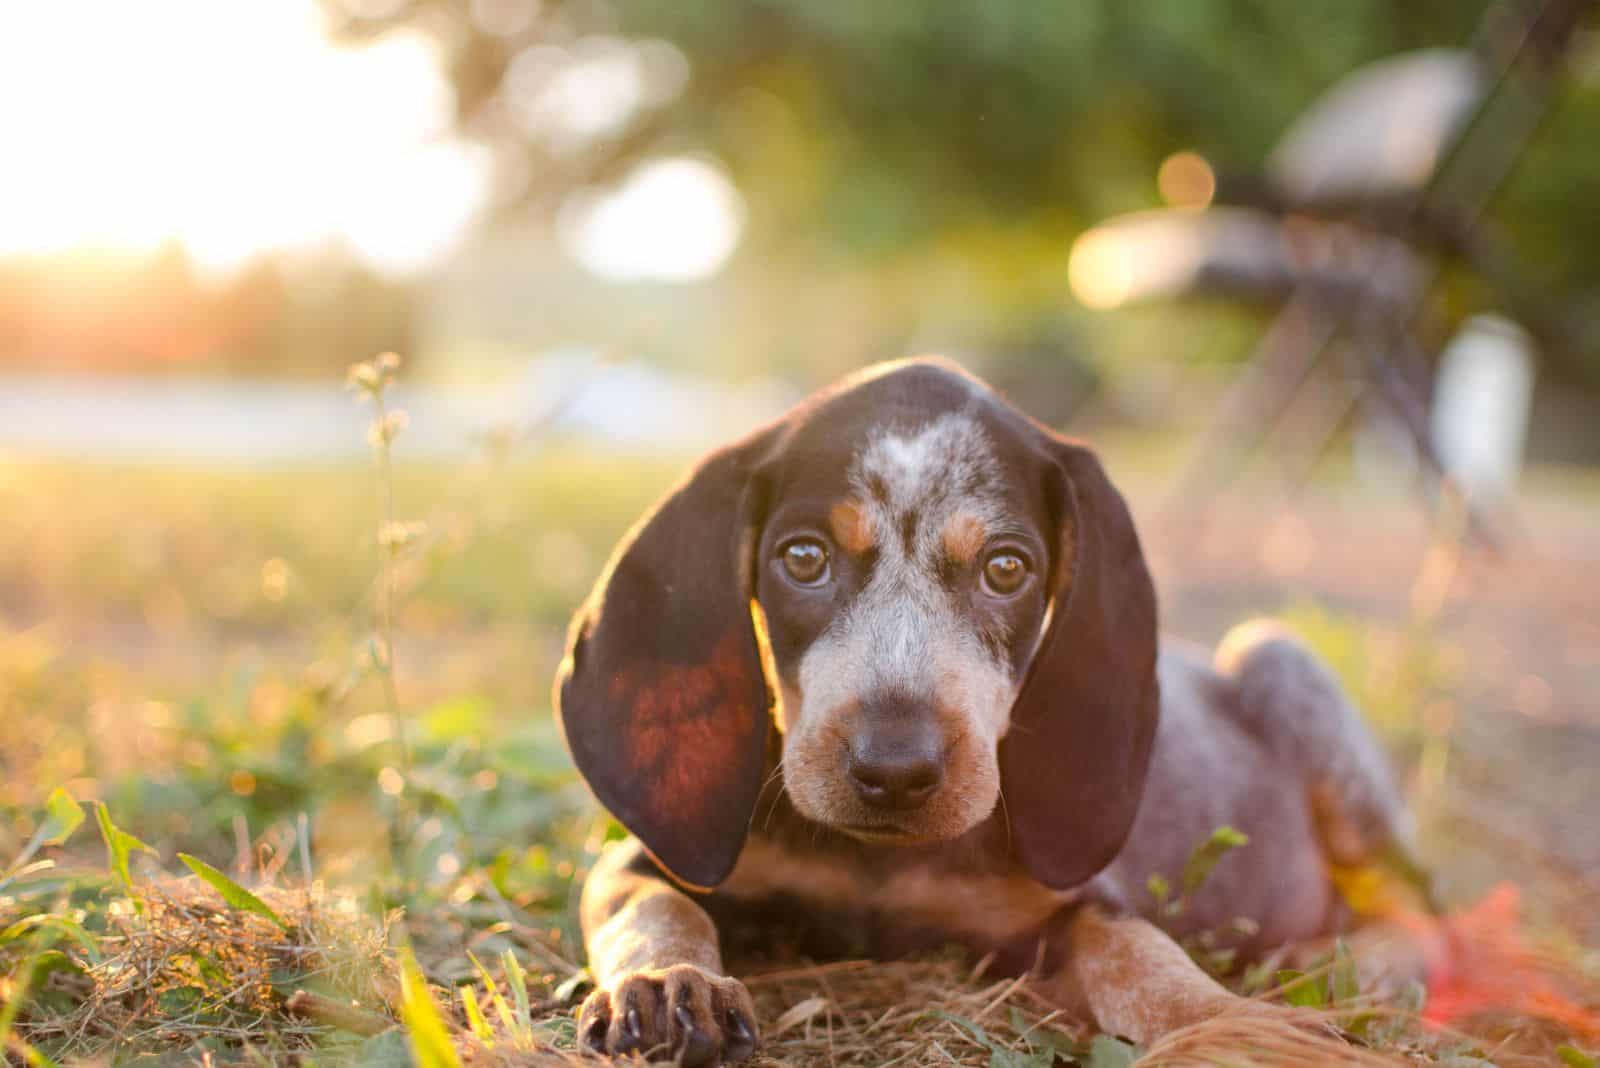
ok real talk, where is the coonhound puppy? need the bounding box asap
[555,358,1413,1064]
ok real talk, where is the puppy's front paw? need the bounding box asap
[578,963,758,1066]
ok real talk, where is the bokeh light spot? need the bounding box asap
[559,157,745,282]
[1158,150,1216,209]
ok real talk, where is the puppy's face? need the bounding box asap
[561,357,1157,888]
[755,412,1054,843]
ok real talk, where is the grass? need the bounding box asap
[1,364,1597,1065]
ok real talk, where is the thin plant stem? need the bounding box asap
[371,383,411,781]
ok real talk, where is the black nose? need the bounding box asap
[848,720,945,811]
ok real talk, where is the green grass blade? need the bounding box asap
[178,853,290,930]
[94,803,155,909]
[466,951,518,1040]
[1180,825,1250,899]
[1,913,101,962]
[0,950,41,1052]
[460,985,493,1045]
[501,949,531,1032]
[399,947,463,1068]
[2,788,85,892]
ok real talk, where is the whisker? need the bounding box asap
[758,759,788,832]
[760,761,787,792]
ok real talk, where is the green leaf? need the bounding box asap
[1276,969,1327,1008]
[1,788,86,892]
[178,853,289,930]
[94,802,155,907]
[38,788,85,846]
[0,912,101,961]
[1086,1033,1142,1068]
[933,1011,993,1050]
[1180,825,1250,899]
[1146,872,1170,909]
[351,1029,413,1068]
[1558,1046,1598,1068]
[399,947,463,1068]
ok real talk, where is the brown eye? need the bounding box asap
[981,551,1029,596]
[780,538,830,586]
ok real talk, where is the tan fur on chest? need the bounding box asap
[720,838,1077,944]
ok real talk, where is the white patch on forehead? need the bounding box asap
[855,414,1003,541]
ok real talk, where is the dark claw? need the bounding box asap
[674,1004,718,1067]
[611,1003,646,1056]
[723,1009,757,1059]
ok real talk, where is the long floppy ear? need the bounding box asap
[998,439,1160,890]
[555,429,777,890]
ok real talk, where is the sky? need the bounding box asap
[0,0,741,282]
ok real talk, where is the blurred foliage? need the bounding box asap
[324,0,1600,385]
[333,1,1492,239]
[5,2,1597,384]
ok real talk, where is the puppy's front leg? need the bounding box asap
[578,839,759,1065]
[1047,905,1280,1046]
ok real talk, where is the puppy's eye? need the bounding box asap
[780,538,830,586]
[981,551,1029,596]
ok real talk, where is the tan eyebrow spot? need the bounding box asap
[829,499,875,554]
[941,512,987,564]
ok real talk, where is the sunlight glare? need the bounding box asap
[559,157,744,283]
[0,0,490,278]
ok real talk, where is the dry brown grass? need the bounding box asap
[12,873,1600,1066]
[14,879,395,1062]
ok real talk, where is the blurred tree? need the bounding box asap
[324,0,1600,387]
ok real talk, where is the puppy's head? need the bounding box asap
[556,359,1158,890]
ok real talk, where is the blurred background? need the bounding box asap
[2,0,1599,1055]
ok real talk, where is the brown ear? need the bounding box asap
[555,429,777,890]
[999,439,1160,890]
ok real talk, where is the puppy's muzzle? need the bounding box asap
[846,709,946,812]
